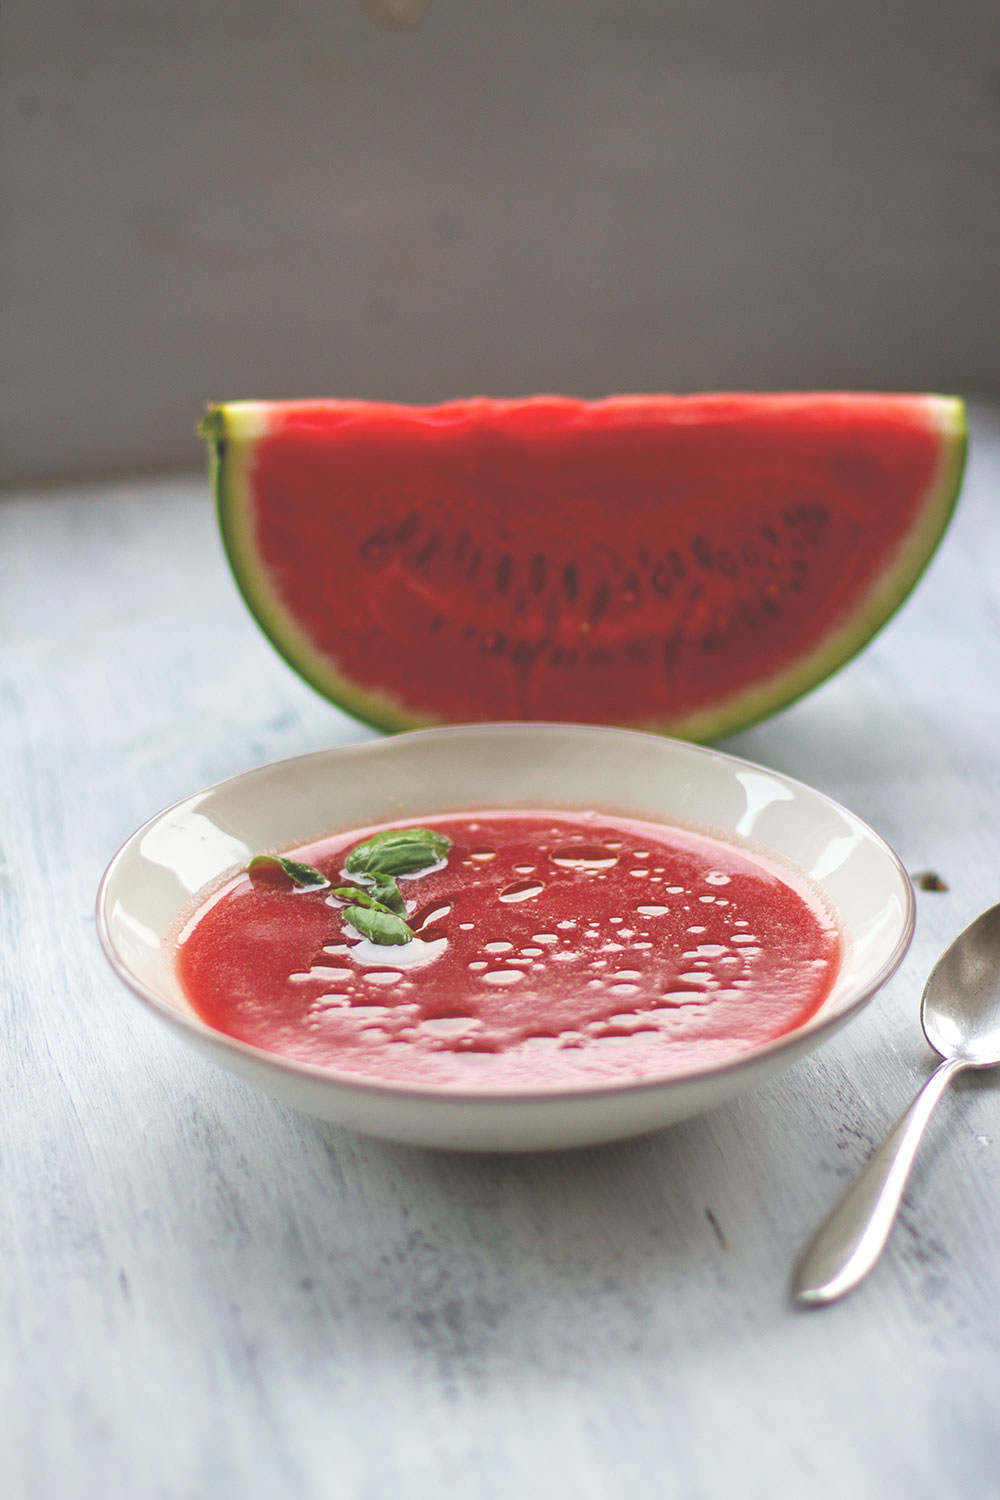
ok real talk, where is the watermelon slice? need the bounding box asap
[203,394,966,741]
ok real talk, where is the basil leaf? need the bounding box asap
[331,876,407,916]
[345,827,452,879]
[342,905,414,945]
[369,876,407,915]
[330,884,396,915]
[248,855,329,889]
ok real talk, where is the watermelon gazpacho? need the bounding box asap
[174,810,842,1092]
[204,393,966,740]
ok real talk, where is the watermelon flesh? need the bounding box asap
[205,394,966,741]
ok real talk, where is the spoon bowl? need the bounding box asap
[922,903,1000,1065]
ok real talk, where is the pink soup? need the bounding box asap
[174,810,841,1091]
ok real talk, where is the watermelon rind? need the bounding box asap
[205,394,967,742]
[208,401,422,734]
[664,394,967,741]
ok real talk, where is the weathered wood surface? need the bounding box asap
[2,409,999,1499]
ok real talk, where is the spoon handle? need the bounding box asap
[792,1055,966,1305]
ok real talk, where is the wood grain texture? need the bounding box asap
[2,407,1000,1499]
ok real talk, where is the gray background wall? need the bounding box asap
[3,0,999,487]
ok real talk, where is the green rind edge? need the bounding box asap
[678,393,968,741]
[204,396,968,743]
[208,402,424,733]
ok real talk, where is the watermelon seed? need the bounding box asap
[622,570,641,605]
[562,562,580,601]
[496,554,514,593]
[530,554,548,593]
[651,564,673,597]
[588,580,611,625]
[394,512,421,545]
[692,535,713,568]
[414,530,441,568]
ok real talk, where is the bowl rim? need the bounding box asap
[95,722,916,1106]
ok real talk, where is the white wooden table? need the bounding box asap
[4,409,1000,1500]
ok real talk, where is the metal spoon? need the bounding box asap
[793,902,1000,1306]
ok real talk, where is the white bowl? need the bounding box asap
[96,724,913,1151]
